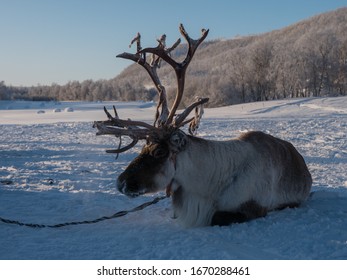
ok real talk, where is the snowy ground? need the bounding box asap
[0,97,346,260]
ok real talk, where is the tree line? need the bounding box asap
[1,7,346,108]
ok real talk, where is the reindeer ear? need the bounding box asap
[169,130,187,152]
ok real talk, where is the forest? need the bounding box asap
[1,7,346,108]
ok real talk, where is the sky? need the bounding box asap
[1,0,346,87]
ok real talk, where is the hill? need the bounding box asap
[2,7,347,107]
[112,7,347,107]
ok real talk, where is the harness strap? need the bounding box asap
[166,152,178,197]
[170,152,177,169]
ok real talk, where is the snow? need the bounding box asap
[0,97,347,260]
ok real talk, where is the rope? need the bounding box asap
[0,195,167,229]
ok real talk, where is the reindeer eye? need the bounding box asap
[152,147,169,158]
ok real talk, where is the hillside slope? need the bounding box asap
[113,7,347,107]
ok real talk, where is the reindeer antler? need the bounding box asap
[93,106,162,154]
[139,24,209,126]
[117,35,182,127]
[94,24,209,154]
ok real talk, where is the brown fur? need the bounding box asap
[211,200,268,226]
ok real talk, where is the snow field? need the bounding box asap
[0,97,346,259]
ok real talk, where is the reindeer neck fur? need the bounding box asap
[174,135,251,193]
[170,134,255,227]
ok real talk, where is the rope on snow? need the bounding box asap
[0,195,167,228]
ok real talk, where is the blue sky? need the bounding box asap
[1,0,346,87]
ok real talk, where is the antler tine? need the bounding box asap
[188,100,206,135]
[174,98,209,127]
[105,138,138,154]
[113,105,119,119]
[179,24,209,68]
[103,106,117,122]
[166,38,181,53]
[154,84,169,127]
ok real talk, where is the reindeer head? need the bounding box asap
[116,129,188,197]
[94,24,209,197]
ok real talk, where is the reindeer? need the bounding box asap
[94,25,312,227]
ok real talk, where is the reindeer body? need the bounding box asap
[116,130,312,227]
[167,131,312,227]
